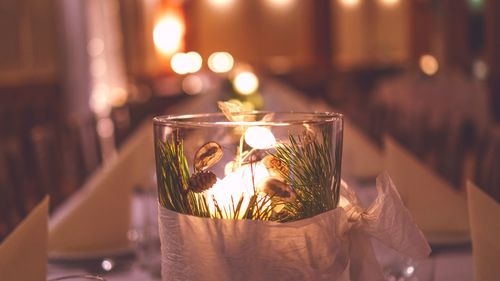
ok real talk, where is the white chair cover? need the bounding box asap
[343,119,384,179]
[467,182,500,281]
[383,136,469,242]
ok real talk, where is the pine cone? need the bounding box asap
[262,155,289,177]
[188,171,217,193]
[257,177,296,203]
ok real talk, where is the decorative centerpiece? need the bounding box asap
[153,101,430,281]
[155,102,342,222]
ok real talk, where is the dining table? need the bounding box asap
[47,73,474,281]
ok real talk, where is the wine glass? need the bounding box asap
[374,240,435,281]
[129,180,162,278]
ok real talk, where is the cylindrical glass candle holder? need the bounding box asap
[153,112,343,221]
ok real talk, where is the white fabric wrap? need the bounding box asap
[158,172,431,281]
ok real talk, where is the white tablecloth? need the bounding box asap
[48,179,473,281]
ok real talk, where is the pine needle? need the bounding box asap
[156,127,341,222]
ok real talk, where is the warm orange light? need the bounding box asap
[153,12,185,56]
[108,87,128,107]
[379,0,399,7]
[208,52,234,73]
[186,52,203,73]
[419,54,439,76]
[233,71,259,95]
[171,52,203,75]
[206,163,270,219]
[266,0,295,8]
[89,83,111,116]
[170,53,191,75]
[209,0,234,7]
[339,0,360,8]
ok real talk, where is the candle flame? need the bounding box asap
[206,163,269,219]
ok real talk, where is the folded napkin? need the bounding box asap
[49,120,154,254]
[0,197,49,281]
[467,182,500,281]
[384,136,469,240]
[342,119,384,179]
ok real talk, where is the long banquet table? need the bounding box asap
[47,75,474,281]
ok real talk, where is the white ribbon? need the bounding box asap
[158,172,430,281]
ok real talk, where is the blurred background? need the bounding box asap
[1,0,499,240]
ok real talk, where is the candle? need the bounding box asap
[206,162,270,219]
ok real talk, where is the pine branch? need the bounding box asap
[272,127,340,221]
[156,127,341,223]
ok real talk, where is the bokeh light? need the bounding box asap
[419,54,439,76]
[266,0,295,8]
[379,0,399,7]
[96,118,115,139]
[186,51,203,73]
[404,265,415,277]
[101,258,114,272]
[208,52,234,73]
[153,14,185,55]
[233,71,259,95]
[89,83,110,116]
[170,53,190,75]
[182,74,204,95]
[209,0,234,7]
[473,59,488,80]
[108,87,128,107]
[339,0,360,8]
[171,52,203,74]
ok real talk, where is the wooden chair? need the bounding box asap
[0,136,29,241]
[474,127,500,202]
[30,125,63,206]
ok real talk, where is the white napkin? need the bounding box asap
[342,119,384,179]
[384,136,469,240]
[158,173,430,281]
[467,182,500,281]
[0,197,49,281]
[49,120,154,254]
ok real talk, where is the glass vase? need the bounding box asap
[153,111,343,222]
